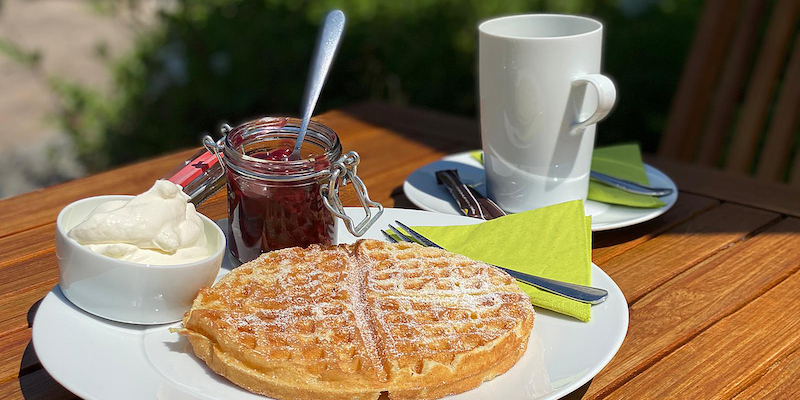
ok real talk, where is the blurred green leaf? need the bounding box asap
[54,0,704,171]
[0,38,41,69]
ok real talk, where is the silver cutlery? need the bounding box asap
[437,168,672,222]
[381,221,608,305]
[290,10,346,160]
[436,169,506,220]
[590,171,674,196]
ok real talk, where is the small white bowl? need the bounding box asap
[55,195,225,325]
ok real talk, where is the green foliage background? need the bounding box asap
[55,0,703,171]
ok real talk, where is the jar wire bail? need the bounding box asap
[201,124,231,175]
[321,151,384,236]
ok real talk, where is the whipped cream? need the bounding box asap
[68,180,210,265]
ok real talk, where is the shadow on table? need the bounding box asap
[17,296,78,399]
[562,380,593,399]
[390,187,418,209]
[339,102,481,152]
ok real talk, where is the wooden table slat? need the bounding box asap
[357,149,468,204]
[195,191,229,221]
[0,368,77,400]
[600,203,779,304]
[340,102,482,147]
[0,252,58,301]
[0,327,31,385]
[592,193,720,264]
[585,217,800,399]
[731,346,800,399]
[0,223,56,269]
[603,248,800,398]
[345,132,460,180]
[645,155,800,217]
[0,281,55,340]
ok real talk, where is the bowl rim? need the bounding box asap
[56,194,226,270]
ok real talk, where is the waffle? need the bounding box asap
[175,239,534,400]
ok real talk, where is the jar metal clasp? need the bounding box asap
[201,124,231,173]
[321,151,384,236]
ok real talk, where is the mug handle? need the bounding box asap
[569,74,617,135]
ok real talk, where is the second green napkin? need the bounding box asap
[413,200,592,321]
[589,144,665,208]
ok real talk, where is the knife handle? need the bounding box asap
[436,169,506,220]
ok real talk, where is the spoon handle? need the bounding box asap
[292,10,346,158]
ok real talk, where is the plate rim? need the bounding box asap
[32,207,629,400]
[402,150,678,231]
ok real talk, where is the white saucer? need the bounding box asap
[33,208,629,400]
[403,151,678,231]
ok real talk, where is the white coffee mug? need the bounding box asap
[479,14,616,212]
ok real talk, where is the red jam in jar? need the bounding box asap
[222,118,342,264]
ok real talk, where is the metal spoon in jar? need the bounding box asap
[290,10,346,161]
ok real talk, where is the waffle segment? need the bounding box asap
[177,239,534,400]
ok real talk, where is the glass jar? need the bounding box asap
[204,117,382,265]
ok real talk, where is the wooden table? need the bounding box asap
[2,102,799,399]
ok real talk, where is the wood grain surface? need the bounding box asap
[609,251,800,398]
[645,155,800,217]
[591,193,719,264]
[1,102,798,399]
[585,217,800,399]
[597,203,778,303]
[732,346,800,399]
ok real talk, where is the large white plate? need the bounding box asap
[33,208,628,400]
[403,151,678,231]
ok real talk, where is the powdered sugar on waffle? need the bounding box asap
[357,241,529,360]
[207,245,365,362]
[185,240,533,383]
[347,250,387,380]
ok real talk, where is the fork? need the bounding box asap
[381,221,608,305]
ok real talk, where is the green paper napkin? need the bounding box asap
[589,144,665,208]
[471,144,665,208]
[412,200,592,321]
